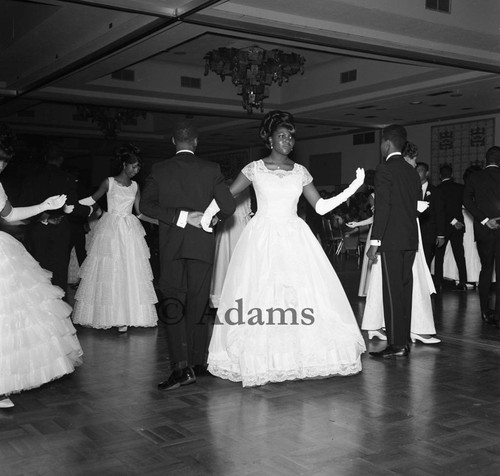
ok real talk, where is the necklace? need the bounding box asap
[263,158,288,170]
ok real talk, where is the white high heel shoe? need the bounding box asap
[410,333,441,344]
[368,330,387,340]
[0,397,14,408]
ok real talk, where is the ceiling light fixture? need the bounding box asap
[204,46,305,113]
[76,105,146,138]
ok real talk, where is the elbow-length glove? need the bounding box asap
[3,194,67,222]
[315,168,365,216]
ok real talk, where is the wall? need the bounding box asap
[290,112,499,188]
[293,131,380,189]
[406,113,499,183]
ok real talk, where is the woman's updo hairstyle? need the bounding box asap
[0,123,16,163]
[116,143,142,168]
[402,141,418,160]
[259,110,296,149]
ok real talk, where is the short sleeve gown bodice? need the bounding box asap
[0,183,83,397]
[207,160,365,387]
[72,177,158,328]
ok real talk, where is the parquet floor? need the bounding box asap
[2,258,500,476]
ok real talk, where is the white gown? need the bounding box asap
[208,160,366,387]
[209,188,252,308]
[361,220,437,334]
[441,208,486,284]
[0,184,83,397]
[72,177,158,329]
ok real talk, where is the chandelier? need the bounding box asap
[75,105,146,138]
[204,46,305,113]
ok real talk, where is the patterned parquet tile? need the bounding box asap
[2,262,500,475]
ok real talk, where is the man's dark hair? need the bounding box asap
[381,124,407,151]
[416,161,429,172]
[439,164,453,178]
[173,119,198,144]
[486,146,500,166]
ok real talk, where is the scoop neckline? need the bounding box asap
[259,159,296,172]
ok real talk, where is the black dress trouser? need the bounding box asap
[380,249,416,347]
[159,258,213,369]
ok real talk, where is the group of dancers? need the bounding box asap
[0,111,442,407]
[348,141,440,345]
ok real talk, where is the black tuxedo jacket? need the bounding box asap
[463,165,500,241]
[438,179,465,236]
[418,182,446,244]
[371,154,421,251]
[140,152,235,263]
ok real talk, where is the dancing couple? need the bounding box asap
[142,111,366,389]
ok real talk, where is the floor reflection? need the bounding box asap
[3,257,500,475]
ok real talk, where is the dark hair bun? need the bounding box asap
[115,143,142,171]
[259,110,296,148]
[116,143,141,163]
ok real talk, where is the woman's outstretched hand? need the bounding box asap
[352,168,365,188]
[42,194,67,211]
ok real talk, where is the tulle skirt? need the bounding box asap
[72,212,158,329]
[210,213,251,308]
[208,213,366,387]
[0,231,82,396]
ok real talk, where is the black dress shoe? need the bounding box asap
[193,364,210,376]
[481,309,499,327]
[177,367,197,386]
[452,283,467,291]
[158,372,180,391]
[369,345,410,358]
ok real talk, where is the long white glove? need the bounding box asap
[3,194,67,222]
[315,168,365,216]
[79,196,96,206]
[138,213,159,225]
[201,199,220,232]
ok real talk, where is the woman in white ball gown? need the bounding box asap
[72,145,158,332]
[0,126,83,409]
[202,111,366,387]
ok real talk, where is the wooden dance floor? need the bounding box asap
[2,258,500,476]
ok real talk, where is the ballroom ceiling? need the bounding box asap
[0,0,499,156]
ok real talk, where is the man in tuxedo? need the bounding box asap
[367,125,421,358]
[21,144,93,294]
[140,120,235,390]
[463,146,500,326]
[415,162,446,275]
[434,164,468,291]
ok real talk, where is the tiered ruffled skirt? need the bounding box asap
[72,213,158,328]
[0,232,83,396]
